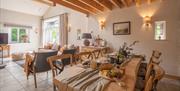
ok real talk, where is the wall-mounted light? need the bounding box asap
[100,20,105,30]
[144,16,151,27]
[68,24,71,32]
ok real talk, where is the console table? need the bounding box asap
[0,45,10,57]
[80,46,110,52]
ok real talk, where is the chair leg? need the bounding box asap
[47,71,48,78]
[33,72,37,88]
[26,75,28,80]
[53,84,56,91]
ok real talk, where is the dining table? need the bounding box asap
[53,57,142,91]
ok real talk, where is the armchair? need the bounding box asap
[24,50,58,88]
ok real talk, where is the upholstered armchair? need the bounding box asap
[24,50,58,88]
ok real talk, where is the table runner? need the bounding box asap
[54,58,141,91]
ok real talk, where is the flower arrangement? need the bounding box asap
[118,41,139,60]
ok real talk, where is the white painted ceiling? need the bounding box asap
[0,0,50,16]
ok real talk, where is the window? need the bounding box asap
[11,28,18,42]
[43,17,60,45]
[10,27,29,43]
[155,21,166,40]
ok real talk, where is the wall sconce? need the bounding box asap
[144,16,152,27]
[68,24,71,32]
[100,20,105,30]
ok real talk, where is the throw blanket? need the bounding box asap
[59,69,110,91]
[24,54,34,78]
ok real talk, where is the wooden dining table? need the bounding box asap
[53,57,141,91]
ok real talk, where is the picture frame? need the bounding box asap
[77,29,81,40]
[113,21,131,35]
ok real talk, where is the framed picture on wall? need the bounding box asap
[77,29,81,40]
[113,21,131,35]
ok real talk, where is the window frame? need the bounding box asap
[43,16,60,45]
[9,27,30,43]
[154,21,166,41]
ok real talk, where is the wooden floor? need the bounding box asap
[0,58,180,91]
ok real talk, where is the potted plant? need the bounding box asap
[117,41,139,64]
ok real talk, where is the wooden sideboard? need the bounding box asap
[0,45,10,58]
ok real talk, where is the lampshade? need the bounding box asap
[82,33,92,39]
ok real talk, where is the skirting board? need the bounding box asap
[165,74,180,80]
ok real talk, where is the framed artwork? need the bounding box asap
[154,21,166,40]
[77,29,81,40]
[113,21,131,35]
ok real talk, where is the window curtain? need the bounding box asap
[41,20,45,46]
[59,13,68,46]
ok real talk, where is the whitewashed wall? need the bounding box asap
[87,0,180,76]
[0,8,41,53]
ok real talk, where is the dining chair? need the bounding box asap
[74,51,93,63]
[92,49,101,59]
[62,48,76,65]
[136,63,153,90]
[144,64,164,91]
[24,50,58,88]
[48,54,72,91]
[143,74,154,91]
[53,49,76,74]
[138,50,162,78]
[99,47,110,57]
[136,63,165,91]
[142,50,162,69]
[151,63,165,91]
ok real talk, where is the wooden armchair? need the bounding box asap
[47,54,73,91]
[24,50,58,88]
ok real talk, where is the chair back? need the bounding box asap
[74,51,93,63]
[144,75,154,91]
[100,47,109,57]
[152,64,165,91]
[62,49,76,65]
[152,50,162,59]
[144,63,165,91]
[48,54,72,77]
[92,49,101,59]
[34,50,58,72]
[145,63,153,83]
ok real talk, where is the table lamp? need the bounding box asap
[82,33,92,46]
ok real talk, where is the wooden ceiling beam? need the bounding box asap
[63,0,97,14]
[94,0,113,10]
[121,0,129,7]
[135,0,142,6]
[49,0,89,15]
[79,0,104,12]
[109,0,123,8]
[126,0,134,6]
[147,0,152,4]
